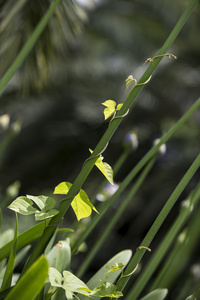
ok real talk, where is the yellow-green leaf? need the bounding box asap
[54,182,98,221]
[72,189,98,221]
[89,150,114,185]
[116,103,123,111]
[102,100,116,120]
[54,182,71,194]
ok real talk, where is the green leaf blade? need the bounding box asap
[1,214,18,291]
[5,255,48,300]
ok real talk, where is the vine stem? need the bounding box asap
[21,0,199,275]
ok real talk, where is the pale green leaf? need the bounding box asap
[63,270,90,295]
[140,289,168,300]
[125,75,137,89]
[49,268,90,298]
[8,195,59,221]
[48,267,63,288]
[53,182,71,195]
[8,196,37,215]
[116,103,123,111]
[35,209,59,221]
[27,195,56,211]
[102,100,116,120]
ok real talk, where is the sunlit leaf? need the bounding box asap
[102,100,116,120]
[54,182,98,221]
[53,182,71,195]
[72,189,98,221]
[89,149,114,185]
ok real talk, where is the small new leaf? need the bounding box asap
[102,100,117,120]
[54,182,98,221]
[125,75,137,89]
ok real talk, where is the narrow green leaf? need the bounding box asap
[102,100,116,120]
[139,289,168,300]
[0,221,48,262]
[0,209,2,232]
[5,255,48,300]
[8,196,37,215]
[1,214,18,291]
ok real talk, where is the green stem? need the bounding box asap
[125,183,200,300]
[0,0,63,97]
[21,0,199,274]
[71,97,200,255]
[115,151,200,294]
[76,157,156,278]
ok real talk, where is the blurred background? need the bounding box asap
[0,0,200,298]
